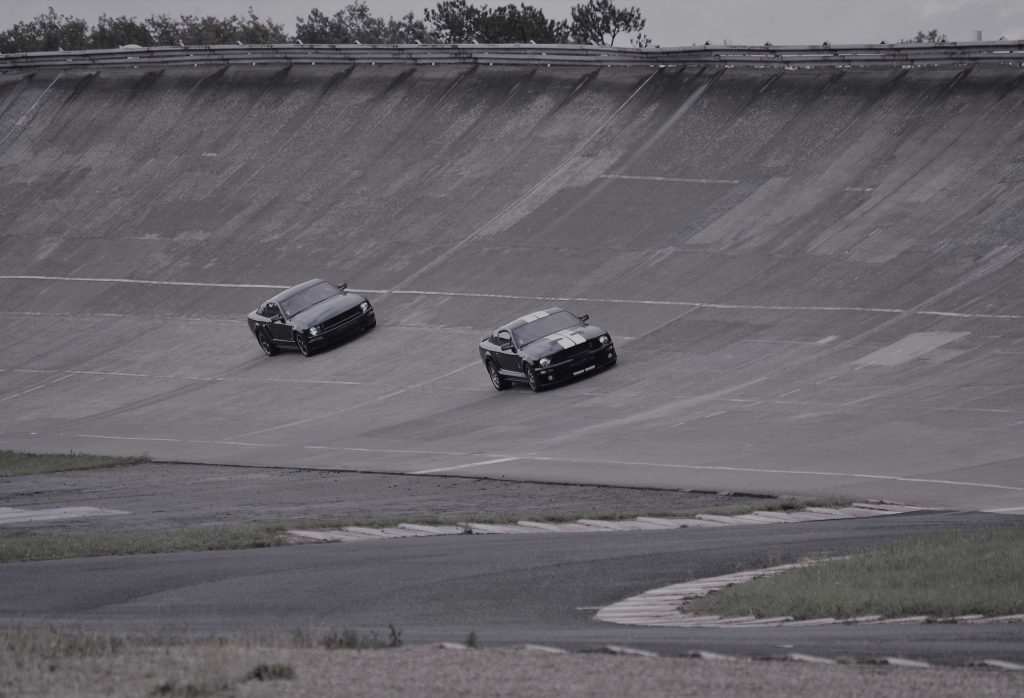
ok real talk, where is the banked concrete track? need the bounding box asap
[1,61,1023,512]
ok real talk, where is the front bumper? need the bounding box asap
[534,344,616,385]
[308,308,374,344]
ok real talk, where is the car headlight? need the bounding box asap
[308,326,320,337]
[598,334,610,345]
[539,357,551,367]
[360,301,370,312]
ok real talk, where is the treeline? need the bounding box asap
[0,1,650,53]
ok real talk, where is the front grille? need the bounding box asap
[553,339,600,363]
[322,306,362,332]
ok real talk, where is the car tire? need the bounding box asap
[487,360,509,391]
[365,315,376,330]
[260,329,280,356]
[525,365,543,392]
[257,330,278,357]
[294,332,313,357]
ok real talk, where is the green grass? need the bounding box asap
[0,498,855,564]
[0,450,149,476]
[687,523,1024,620]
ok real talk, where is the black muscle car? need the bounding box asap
[247,279,375,357]
[478,307,616,391]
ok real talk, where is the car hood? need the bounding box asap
[521,324,606,361]
[290,293,365,328]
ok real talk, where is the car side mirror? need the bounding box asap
[270,314,283,323]
[579,314,589,324]
[500,342,513,351]
[338,282,348,292]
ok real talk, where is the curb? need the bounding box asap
[286,501,928,544]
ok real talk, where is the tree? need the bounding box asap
[235,9,288,44]
[90,14,153,48]
[902,29,948,44]
[382,13,433,44]
[296,4,425,44]
[479,4,569,43]
[424,1,568,43]
[569,0,645,46]
[0,7,89,53]
[423,0,484,43]
[141,11,284,46]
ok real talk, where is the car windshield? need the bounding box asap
[512,311,581,346]
[279,282,340,318]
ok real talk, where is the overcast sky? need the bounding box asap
[1,1,1022,46]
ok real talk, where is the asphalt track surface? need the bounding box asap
[2,511,1022,665]
[1,63,1022,512]
[1,62,1023,662]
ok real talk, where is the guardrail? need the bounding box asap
[3,41,1024,71]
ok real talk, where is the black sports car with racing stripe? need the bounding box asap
[478,307,616,391]
[247,279,375,357]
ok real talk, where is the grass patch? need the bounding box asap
[0,525,284,564]
[687,523,1024,620]
[0,450,149,477]
[0,497,853,564]
[308,625,402,650]
[244,663,296,681]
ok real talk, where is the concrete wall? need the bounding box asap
[1,63,1022,509]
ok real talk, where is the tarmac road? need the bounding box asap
[1,510,1022,666]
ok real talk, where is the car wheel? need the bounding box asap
[257,331,278,357]
[525,365,542,392]
[487,360,509,391]
[294,332,313,357]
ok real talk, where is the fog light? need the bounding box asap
[547,375,554,381]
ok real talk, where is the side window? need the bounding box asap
[263,303,279,318]
[496,330,512,345]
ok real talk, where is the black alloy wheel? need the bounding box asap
[257,331,278,356]
[525,365,542,392]
[487,360,509,391]
[294,332,313,357]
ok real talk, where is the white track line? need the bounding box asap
[2,275,1021,321]
[4,430,1019,499]
[413,457,518,475]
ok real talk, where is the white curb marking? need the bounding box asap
[286,502,926,545]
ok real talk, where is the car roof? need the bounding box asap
[267,278,334,304]
[499,307,567,332]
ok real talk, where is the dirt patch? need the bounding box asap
[1,631,1020,698]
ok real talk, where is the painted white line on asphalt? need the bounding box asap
[881,657,931,668]
[0,368,365,387]
[4,275,1021,321]
[227,361,481,440]
[73,434,268,448]
[7,430,1020,496]
[343,446,481,457]
[413,457,518,475]
[601,174,741,185]
[0,275,286,290]
[0,373,73,403]
[973,660,1024,670]
[0,506,128,524]
[519,455,1024,493]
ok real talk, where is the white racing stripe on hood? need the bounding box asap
[518,309,551,323]
[545,329,587,349]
